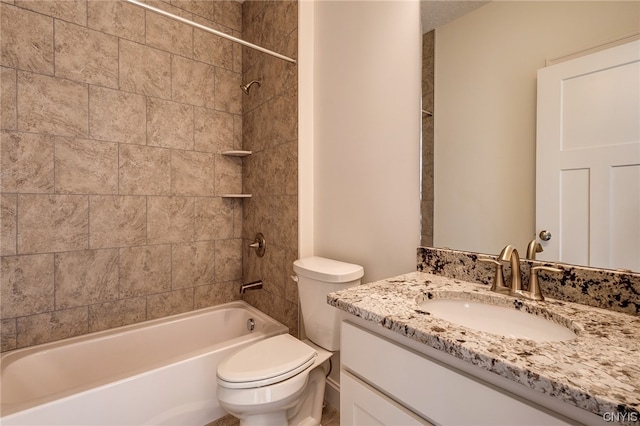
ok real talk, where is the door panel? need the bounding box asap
[610,165,640,269]
[536,39,640,271]
[561,61,639,149]
[560,168,589,266]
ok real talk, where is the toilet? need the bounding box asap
[216,256,364,426]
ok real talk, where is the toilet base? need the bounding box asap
[234,364,327,426]
[286,365,327,426]
[239,412,288,426]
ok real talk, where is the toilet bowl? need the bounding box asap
[217,335,332,426]
[216,256,364,426]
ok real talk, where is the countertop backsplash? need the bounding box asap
[417,247,640,316]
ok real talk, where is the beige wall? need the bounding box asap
[0,0,246,351]
[309,0,422,283]
[434,1,640,255]
[239,0,299,336]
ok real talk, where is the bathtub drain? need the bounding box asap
[247,318,255,332]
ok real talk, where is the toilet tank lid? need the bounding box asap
[293,256,364,283]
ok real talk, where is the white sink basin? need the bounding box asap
[417,299,577,342]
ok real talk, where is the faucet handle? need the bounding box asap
[526,239,543,260]
[479,258,509,294]
[527,266,562,301]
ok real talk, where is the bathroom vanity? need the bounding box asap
[340,320,580,425]
[328,250,640,426]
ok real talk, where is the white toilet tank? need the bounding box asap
[293,256,364,351]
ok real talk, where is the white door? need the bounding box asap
[536,39,640,271]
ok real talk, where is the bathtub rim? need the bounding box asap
[1,300,288,418]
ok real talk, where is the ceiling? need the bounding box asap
[421,0,490,33]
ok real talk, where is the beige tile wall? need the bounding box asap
[0,0,247,352]
[421,30,434,247]
[240,0,299,337]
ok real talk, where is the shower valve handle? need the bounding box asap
[249,233,266,257]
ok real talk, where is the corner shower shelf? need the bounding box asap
[220,151,252,197]
[221,194,252,198]
[222,150,252,157]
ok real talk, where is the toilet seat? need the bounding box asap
[217,334,317,389]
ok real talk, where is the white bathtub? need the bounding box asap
[0,301,287,425]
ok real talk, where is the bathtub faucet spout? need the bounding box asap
[240,280,263,294]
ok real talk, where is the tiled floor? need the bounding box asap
[320,403,340,426]
[209,403,340,426]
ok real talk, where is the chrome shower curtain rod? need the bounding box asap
[125,0,297,64]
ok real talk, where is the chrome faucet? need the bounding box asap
[498,245,522,293]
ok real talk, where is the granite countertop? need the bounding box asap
[328,272,640,423]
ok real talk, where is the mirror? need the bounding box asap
[421,0,640,271]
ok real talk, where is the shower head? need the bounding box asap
[240,79,262,95]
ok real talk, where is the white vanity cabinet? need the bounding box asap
[340,320,589,426]
[341,372,429,425]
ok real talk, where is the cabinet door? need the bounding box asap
[341,371,431,426]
